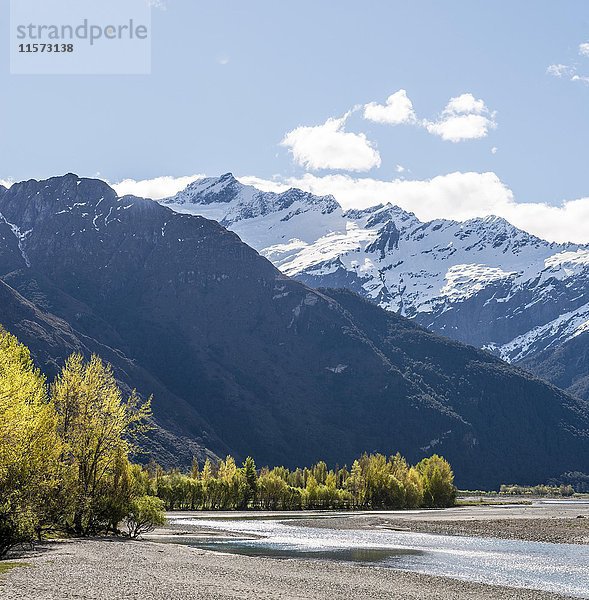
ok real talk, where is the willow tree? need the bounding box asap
[50,354,151,535]
[0,328,61,555]
[416,454,456,508]
[242,456,258,508]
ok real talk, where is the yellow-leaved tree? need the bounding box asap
[50,354,151,536]
[416,454,456,508]
[0,328,61,556]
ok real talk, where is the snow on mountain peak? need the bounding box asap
[544,249,589,274]
[161,174,341,225]
[159,174,589,366]
[163,173,247,206]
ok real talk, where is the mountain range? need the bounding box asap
[0,174,588,489]
[162,174,589,400]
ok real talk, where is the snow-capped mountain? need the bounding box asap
[161,174,589,390]
[6,174,589,487]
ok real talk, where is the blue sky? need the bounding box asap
[2,1,589,242]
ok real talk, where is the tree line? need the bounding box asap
[0,327,455,557]
[150,451,455,512]
[499,484,574,497]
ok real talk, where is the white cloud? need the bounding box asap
[3,174,205,198]
[238,175,289,193]
[363,89,496,143]
[363,89,417,125]
[277,171,513,218]
[112,174,205,199]
[491,147,498,155]
[425,114,495,143]
[444,93,487,115]
[281,114,381,172]
[240,172,589,244]
[501,196,589,244]
[547,63,575,78]
[395,164,406,173]
[282,91,495,175]
[108,170,589,243]
[423,93,497,142]
[571,74,589,85]
[547,50,589,84]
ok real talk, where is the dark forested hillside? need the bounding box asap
[0,174,587,488]
[0,279,224,467]
[521,332,589,402]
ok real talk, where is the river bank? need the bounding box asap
[0,537,573,600]
[2,501,588,599]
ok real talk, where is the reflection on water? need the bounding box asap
[166,514,589,599]
[197,542,422,563]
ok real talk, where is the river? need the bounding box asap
[166,509,589,598]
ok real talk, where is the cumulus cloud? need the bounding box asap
[112,174,205,199]
[280,89,498,177]
[363,90,417,125]
[579,43,589,57]
[281,114,381,172]
[444,93,487,115]
[362,89,496,143]
[423,93,497,142]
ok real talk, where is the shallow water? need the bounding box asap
[167,514,589,598]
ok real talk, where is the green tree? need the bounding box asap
[50,354,151,535]
[0,328,61,555]
[312,461,328,485]
[346,460,365,507]
[242,457,258,509]
[416,455,456,508]
[404,467,425,509]
[258,472,288,509]
[126,495,165,538]
[190,457,200,480]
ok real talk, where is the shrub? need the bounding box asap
[126,496,166,539]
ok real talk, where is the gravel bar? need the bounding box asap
[0,537,575,600]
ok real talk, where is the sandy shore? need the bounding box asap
[0,537,573,600]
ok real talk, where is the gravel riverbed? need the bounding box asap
[0,537,574,600]
[292,506,589,545]
[2,501,587,599]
